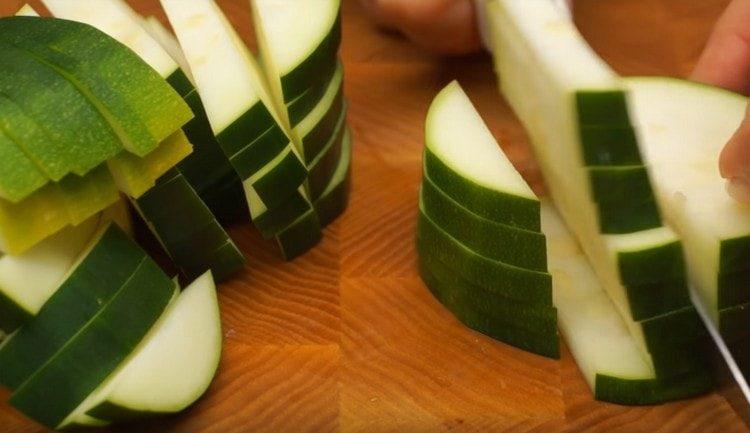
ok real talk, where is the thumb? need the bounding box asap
[720,102,750,202]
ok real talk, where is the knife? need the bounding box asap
[691,287,750,424]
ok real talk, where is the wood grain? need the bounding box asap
[0,0,747,432]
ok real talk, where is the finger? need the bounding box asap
[720,103,750,202]
[692,0,750,95]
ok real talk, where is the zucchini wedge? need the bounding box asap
[424,81,541,231]
[250,0,342,123]
[627,77,750,333]
[134,168,244,282]
[41,0,247,224]
[314,127,352,228]
[0,201,130,334]
[543,203,711,404]
[161,0,306,213]
[81,272,221,422]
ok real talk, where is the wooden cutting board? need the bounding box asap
[1,1,748,432]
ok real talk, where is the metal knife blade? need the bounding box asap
[691,287,750,425]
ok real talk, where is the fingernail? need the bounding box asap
[726,177,750,204]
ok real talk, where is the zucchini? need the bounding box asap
[314,127,352,228]
[250,0,342,117]
[0,201,131,334]
[421,173,547,271]
[417,204,552,308]
[134,168,244,282]
[424,81,540,231]
[543,203,712,404]
[41,0,248,224]
[307,105,347,200]
[0,165,121,255]
[82,272,220,421]
[626,77,750,333]
[487,0,660,233]
[9,261,175,429]
[292,63,345,163]
[0,16,192,157]
[487,0,691,323]
[161,0,307,211]
[0,128,47,204]
[0,224,148,390]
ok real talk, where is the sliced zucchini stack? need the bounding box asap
[0,223,221,429]
[0,13,193,255]
[486,0,709,401]
[251,0,350,259]
[37,1,244,282]
[417,81,558,358]
[627,78,750,362]
[0,200,131,335]
[543,204,711,404]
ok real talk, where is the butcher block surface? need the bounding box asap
[0,1,747,432]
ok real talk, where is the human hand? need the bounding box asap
[358,0,482,55]
[692,0,750,202]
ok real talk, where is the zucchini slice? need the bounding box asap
[425,81,541,231]
[134,168,244,282]
[0,201,131,334]
[627,77,750,331]
[487,0,691,323]
[0,224,147,390]
[0,16,192,157]
[314,127,352,228]
[80,272,220,422]
[251,0,342,118]
[307,105,347,200]
[421,173,547,271]
[292,63,345,163]
[487,0,659,233]
[161,0,306,210]
[40,0,246,224]
[9,266,175,429]
[543,203,711,404]
[417,204,553,308]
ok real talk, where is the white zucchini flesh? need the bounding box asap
[251,0,340,109]
[141,16,195,84]
[41,0,179,79]
[64,272,220,423]
[627,78,750,321]
[160,0,272,134]
[426,81,536,202]
[544,204,654,385]
[0,200,131,319]
[487,0,686,322]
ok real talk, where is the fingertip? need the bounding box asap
[726,177,750,203]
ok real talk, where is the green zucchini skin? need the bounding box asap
[587,166,656,206]
[579,125,642,166]
[165,68,194,99]
[135,168,244,282]
[251,150,308,211]
[0,290,32,334]
[279,12,342,104]
[420,252,557,336]
[299,74,345,164]
[0,16,192,156]
[0,128,48,204]
[287,68,337,128]
[594,369,712,406]
[417,206,552,308]
[307,108,347,201]
[575,90,631,127]
[9,258,175,429]
[0,42,122,181]
[0,224,145,389]
[594,197,663,234]
[313,129,352,229]
[254,190,313,239]
[275,209,322,261]
[421,175,547,272]
[423,149,541,232]
[421,253,558,358]
[177,88,247,224]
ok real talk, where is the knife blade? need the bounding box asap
[690,287,750,425]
